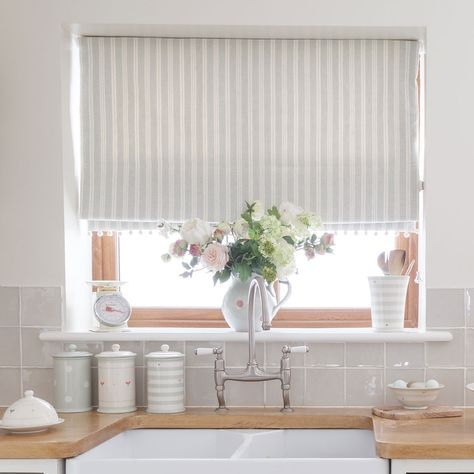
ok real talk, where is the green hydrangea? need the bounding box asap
[262,265,277,283]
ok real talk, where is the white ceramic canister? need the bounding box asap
[368,275,410,330]
[146,344,185,413]
[52,344,92,413]
[96,344,136,413]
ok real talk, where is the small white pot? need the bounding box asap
[368,275,410,331]
[145,344,185,414]
[96,344,136,413]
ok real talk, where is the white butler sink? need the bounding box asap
[66,429,388,474]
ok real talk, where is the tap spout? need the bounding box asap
[247,275,272,367]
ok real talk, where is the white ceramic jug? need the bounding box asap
[221,277,292,332]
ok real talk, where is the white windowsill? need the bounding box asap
[39,328,452,343]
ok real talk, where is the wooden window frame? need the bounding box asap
[92,232,418,328]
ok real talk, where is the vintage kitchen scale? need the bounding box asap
[87,281,132,332]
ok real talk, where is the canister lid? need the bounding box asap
[145,344,184,359]
[52,344,93,359]
[95,343,136,359]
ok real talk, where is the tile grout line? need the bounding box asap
[343,342,347,406]
[464,288,468,406]
[18,287,24,396]
[383,342,387,404]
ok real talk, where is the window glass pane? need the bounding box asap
[120,233,395,308]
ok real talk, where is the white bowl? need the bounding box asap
[2,390,59,427]
[387,383,445,410]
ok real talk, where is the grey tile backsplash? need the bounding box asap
[0,286,473,407]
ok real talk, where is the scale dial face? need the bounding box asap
[93,294,131,327]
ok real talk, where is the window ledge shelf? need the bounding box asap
[39,328,452,344]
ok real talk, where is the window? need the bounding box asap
[92,231,418,328]
[82,37,421,328]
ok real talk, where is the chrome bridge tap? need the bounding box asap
[195,275,308,412]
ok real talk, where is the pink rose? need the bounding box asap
[315,244,326,255]
[305,247,316,259]
[321,233,335,247]
[202,243,229,271]
[189,244,202,257]
[169,239,188,257]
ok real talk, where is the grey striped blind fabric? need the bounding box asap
[79,37,420,231]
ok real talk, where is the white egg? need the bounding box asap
[391,379,407,388]
[407,381,426,388]
[425,379,440,388]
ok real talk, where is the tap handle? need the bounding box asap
[194,347,223,356]
[282,345,309,354]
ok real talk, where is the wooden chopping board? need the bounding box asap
[373,406,463,420]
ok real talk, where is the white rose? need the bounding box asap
[202,243,229,271]
[278,201,303,225]
[216,221,232,235]
[233,218,249,238]
[250,200,264,220]
[180,218,212,245]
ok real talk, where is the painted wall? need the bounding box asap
[1,0,473,312]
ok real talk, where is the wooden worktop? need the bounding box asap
[1,407,474,460]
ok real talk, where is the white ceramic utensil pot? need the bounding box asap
[53,344,92,413]
[145,344,185,413]
[96,344,136,413]
[368,275,410,330]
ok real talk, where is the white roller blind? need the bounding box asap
[79,37,420,231]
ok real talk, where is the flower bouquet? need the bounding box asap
[161,201,334,285]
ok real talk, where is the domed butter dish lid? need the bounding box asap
[146,344,184,359]
[0,390,64,433]
[96,343,136,358]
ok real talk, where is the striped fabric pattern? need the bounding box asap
[147,359,185,413]
[79,37,420,231]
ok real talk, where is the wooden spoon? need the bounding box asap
[388,249,406,275]
[377,252,390,275]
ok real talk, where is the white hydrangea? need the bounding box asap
[259,214,285,239]
[270,239,295,269]
[278,201,303,226]
[277,259,297,279]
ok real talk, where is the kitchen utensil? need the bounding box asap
[387,382,445,409]
[53,344,92,413]
[0,390,64,434]
[388,249,406,275]
[373,405,462,420]
[368,275,410,330]
[146,344,185,414]
[377,252,390,275]
[96,344,136,413]
[405,259,416,276]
